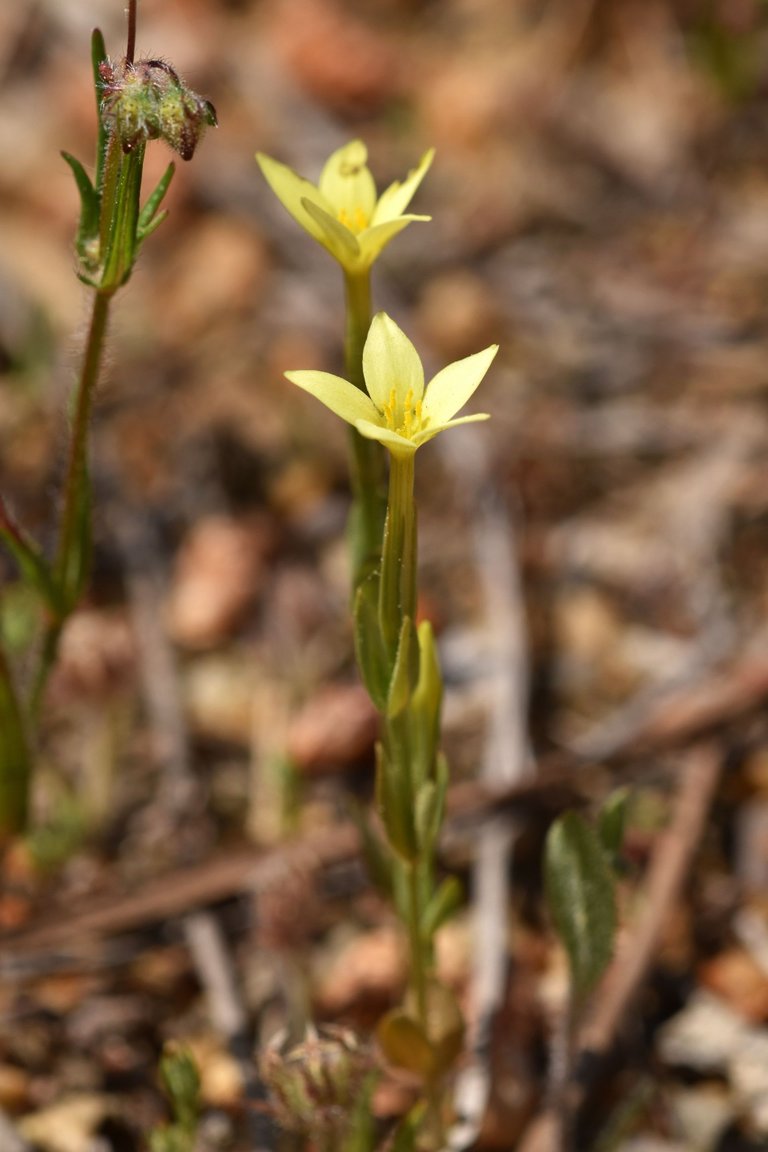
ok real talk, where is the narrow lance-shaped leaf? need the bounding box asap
[375,742,417,862]
[386,614,419,718]
[61,152,100,261]
[0,497,64,616]
[544,811,617,1006]
[137,161,176,242]
[91,28,108,192]
[422,875,463,939]
[353,573,390,712]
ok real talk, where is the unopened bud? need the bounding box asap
[99,56,216,160]
[260,1025,374,1143]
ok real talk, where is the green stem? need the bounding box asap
[379,451,416,658]
[405,859,428,1023]
[343,271,386,590]
[30,289,111,719]
[57,290,110,581]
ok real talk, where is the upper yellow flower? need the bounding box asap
[286,313,496,459]
[256,141,434,274]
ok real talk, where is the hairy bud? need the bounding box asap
[99,56,216,160]
[260,1025,374,1144]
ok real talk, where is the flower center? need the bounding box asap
[383,387,423,439]
[337,206,370,234]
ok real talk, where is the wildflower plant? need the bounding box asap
[258,141,434,593]
[260,142,496,1149]
[0,0,214,838]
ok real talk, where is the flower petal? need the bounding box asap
[413,412,490,447]
[422,345,498,425]
[363,313,425,412]
[372,148,435,224]
[358,216,430,269]
[355,419,417,457]
[302,198,361,265]
[319,140,377,224]
[256,152,332,245]
[285,370,380,426]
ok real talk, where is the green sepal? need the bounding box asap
[414,753,448,856]
[386,614,419,718]
[0,504,65,618]
[544,811,617,1007]
[91,28,108,192]
[422,875,463,939]
[61,152,100,261]
[0,643,32,838]
[137,161,175,242]
[375,742,417,861]
[353,572,390,711]
[598,787,630,870]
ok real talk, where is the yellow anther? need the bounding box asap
[337,205,369,235]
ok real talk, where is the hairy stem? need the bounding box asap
[30,290,111,719]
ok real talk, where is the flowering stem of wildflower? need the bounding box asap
[343,272,386,590]
[379,452,416,657]
[30,289,112,720]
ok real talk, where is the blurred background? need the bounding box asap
[2,1,768,1149]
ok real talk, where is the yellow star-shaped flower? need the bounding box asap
[256,141,434,274]
[286,313,496,459]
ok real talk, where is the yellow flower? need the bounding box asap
[256,140,433,274]
[286,313,496,459]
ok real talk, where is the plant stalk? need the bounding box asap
[30,289,111,719]
[343,271,386,591]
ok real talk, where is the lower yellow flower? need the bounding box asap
[286,313,496,458]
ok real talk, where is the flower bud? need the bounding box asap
[99,56,216,160]
[260,1025,374,1144]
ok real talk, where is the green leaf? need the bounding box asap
[0,503,64,617]
[91,28,108,192]
[353,572,389,711]
[61,151,100,259]
[414,753,448,856]
[544,812,617,1006]
[422,875,463,939]
[386,614,419,718]
[375,742,416,861]
[137,161,175,242]
[377,1011,435,1077]
[408,621,443,790]
[353,803,394,901]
